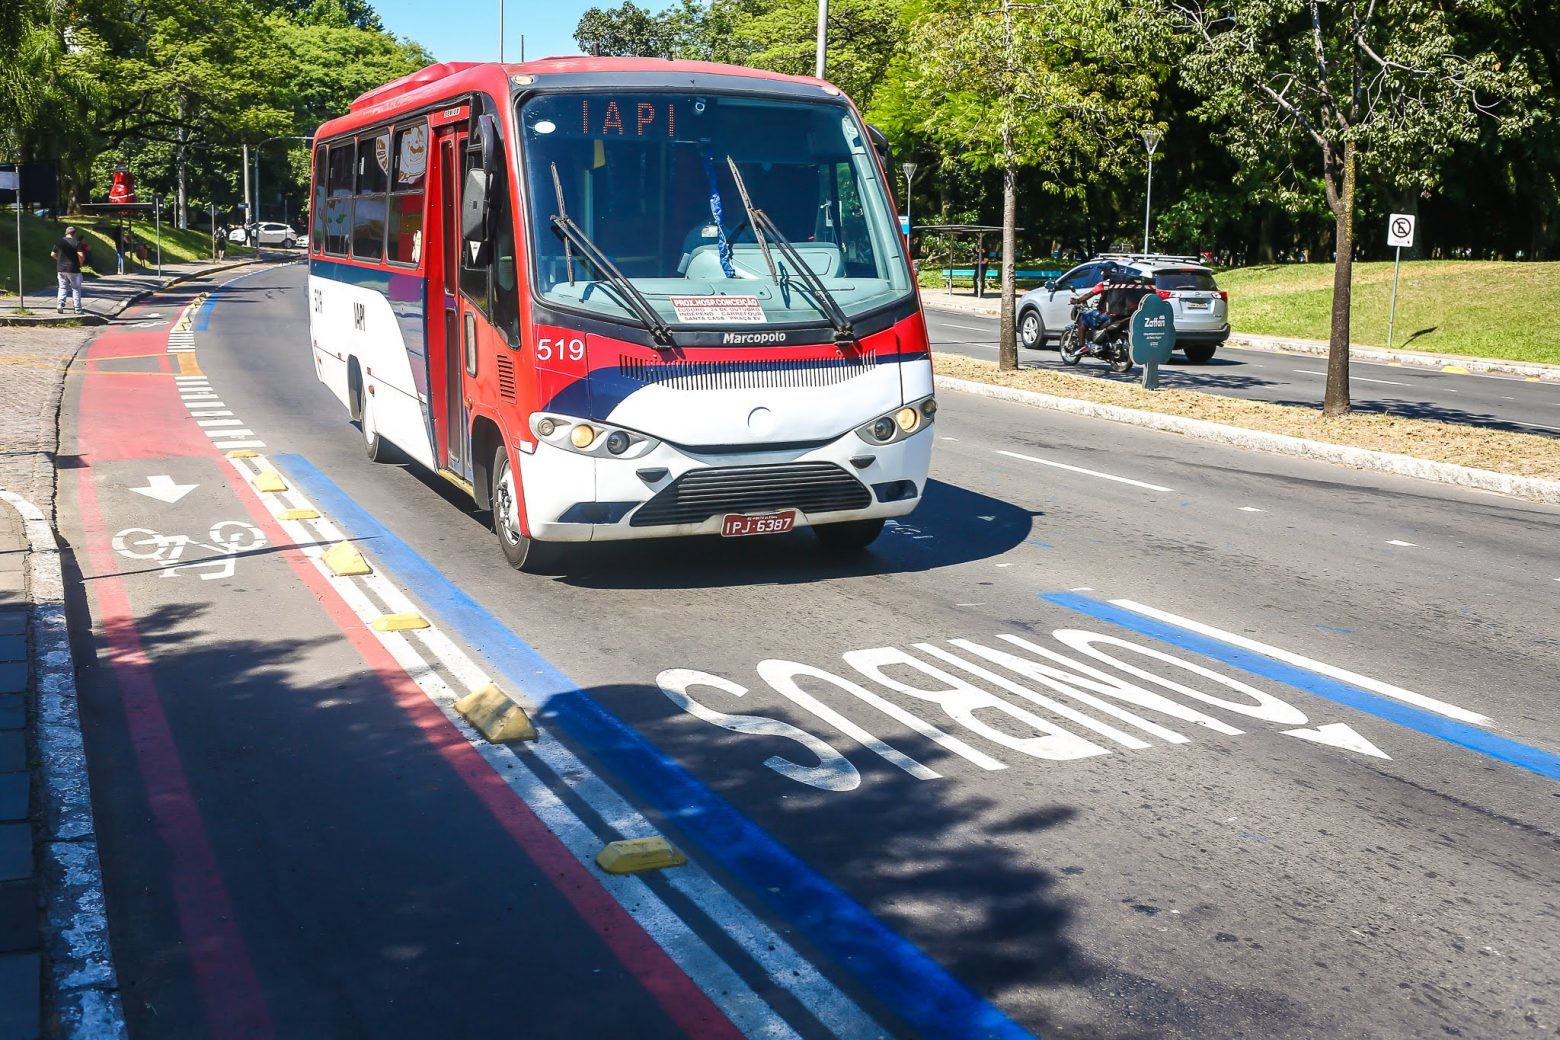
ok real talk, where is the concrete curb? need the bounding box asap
[0,258,266,328]
[1225,332,1560,384]
[0,489,128,1040]
[934,375,1560,506]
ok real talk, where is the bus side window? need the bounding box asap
[387,123,426,267]
[311,147,327,255]
[325,143,354,257]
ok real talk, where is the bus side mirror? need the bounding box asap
[866,124,892,168]
[462,167,492,265]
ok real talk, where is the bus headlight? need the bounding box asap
[856,395,936,446]
[531,413,660,460]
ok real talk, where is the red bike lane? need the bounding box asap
[60,289,747,1039]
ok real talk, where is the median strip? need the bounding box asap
[933,353,1560,504]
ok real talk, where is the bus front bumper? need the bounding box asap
[518,426,934,543]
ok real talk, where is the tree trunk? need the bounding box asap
[998,155,1018,370]
[1323,139,1356,416]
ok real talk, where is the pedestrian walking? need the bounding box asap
[214,223,227,260]
[973,244,988,299]
[115,229,126,275]
[51,226,84,314]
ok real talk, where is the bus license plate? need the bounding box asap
[722,510,796,537]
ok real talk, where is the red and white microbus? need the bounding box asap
[308,57,934,570]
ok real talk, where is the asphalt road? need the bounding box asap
[59,263,1560,1039]
[924,306,1560,439]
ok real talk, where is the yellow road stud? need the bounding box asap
[596,837,687,875]
[253,470,288,492]
[455,684,537,744]
[277,508,320,521]
[226,449,258,458]
[371,612,430,632]
[321,541,372,577]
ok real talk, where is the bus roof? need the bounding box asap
[318,57,841,141]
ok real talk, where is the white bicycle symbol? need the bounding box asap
[111,521,266,580]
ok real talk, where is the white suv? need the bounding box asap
[1016,254,1229,363]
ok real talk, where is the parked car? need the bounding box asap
[1016,254,1230,363]
[229,222,298,247]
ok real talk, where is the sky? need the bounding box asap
[371,0,589,64]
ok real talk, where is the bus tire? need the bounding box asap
[359,389,396,463]
[814,517,885,552]
[491,443,561,573]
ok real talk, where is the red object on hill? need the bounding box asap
[108,168,137,204]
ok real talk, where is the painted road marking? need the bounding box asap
[273,452,1030,1040]
[1291,369,1409,387]
[207,448,893,1039]
[940,322,989,332]
[1100,597,1486,723]
[1513,419,1560,434]
[996,449,1174,492]
[110,522,263,580]
[128,475,198,504]
[1283,723,1390,759]
[1050,595,1560,782]
[1386,539,1417,547]
[1239,506,1265,513]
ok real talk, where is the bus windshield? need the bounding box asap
[518,91,912,331]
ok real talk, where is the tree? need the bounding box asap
[575,2,676,57]
[900,0,1156,368]
[1172,0,1534,414]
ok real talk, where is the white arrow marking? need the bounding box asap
[1282,723,1391,760]
[129,475,198,504]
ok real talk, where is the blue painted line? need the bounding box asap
[194,264,279,329]
[274,451,1039,1040]
[1042,592,1560,783]
[1025,540,1055,549]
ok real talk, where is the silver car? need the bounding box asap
[1016,254,1229,363]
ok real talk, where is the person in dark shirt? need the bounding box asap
[51,227,83,314]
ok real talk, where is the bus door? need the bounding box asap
[429,122,470,478]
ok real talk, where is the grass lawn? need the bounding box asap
[1219,261,1560,365]
[0,211,252,299]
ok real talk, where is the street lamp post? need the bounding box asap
[815,0,827,78]
[902,162,918,256]
[1141,128,1161,255]
[253,135,313,249]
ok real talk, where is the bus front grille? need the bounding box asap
[619,354,876,391]
[629,462,871,527]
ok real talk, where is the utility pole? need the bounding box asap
[176,98,188,228]
[499,0,505,61]
[242,142,252,226]
[815,0,827,79]
[902,162,918,256]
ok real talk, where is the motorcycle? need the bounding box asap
[1058,290,1145,375]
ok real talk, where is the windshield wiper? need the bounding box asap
[549,163,674,347]
[725,157,854,344]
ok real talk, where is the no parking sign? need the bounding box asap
[1387,213,1416,249]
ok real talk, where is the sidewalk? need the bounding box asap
[1,257,260,328]
[918,288,1560,382]
[0,258,253,1038]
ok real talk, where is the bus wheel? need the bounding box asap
[491,443,560,573]
[814,517,885,552]
[360,390,396,463]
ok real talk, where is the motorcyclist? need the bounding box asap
[1073,264,1153,344]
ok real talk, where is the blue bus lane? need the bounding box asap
[275,451,1558,1040]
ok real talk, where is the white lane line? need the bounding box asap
[1110,598,1491,725]
[226,455,883,1040]
[1239,506,1265,513]
[1386,539,1417,547]
[204,428,253,439]
[939,322,989,332]
[196,419,246,427]
[1513,419,1560,433]
[213,440,266,449]
[996,449,1173,492]
[189,410,234,418]
[1290,369,1409,386]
